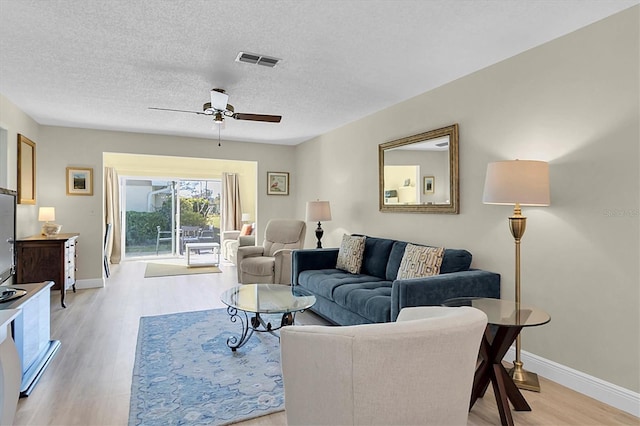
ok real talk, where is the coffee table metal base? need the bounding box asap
[225,306,295,351]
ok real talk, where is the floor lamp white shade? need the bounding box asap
[482,160,550,207]
[482,159,550,392]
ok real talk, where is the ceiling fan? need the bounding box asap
[149,88,282,124]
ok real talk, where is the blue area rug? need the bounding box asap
[129,309,284,425]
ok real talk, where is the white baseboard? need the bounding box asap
[506,347,640,417]
[74,278,104,289]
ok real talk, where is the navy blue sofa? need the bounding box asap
[292,235,500,325]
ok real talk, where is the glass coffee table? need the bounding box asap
[220,284,316,351]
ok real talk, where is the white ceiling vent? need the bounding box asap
[236,52,281,68]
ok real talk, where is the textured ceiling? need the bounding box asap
[0,0,637,145]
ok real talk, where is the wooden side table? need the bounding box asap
[443,297,550,426]
[15,233,79,308]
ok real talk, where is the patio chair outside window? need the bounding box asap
[156,226,173,255]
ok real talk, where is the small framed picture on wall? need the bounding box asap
[267,172,289,195]
[423,176,435,194]
[66,167,94,196]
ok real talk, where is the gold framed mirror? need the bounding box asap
[17,134,36,205]
[379,124,459,214]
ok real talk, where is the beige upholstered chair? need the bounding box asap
[236,219,306,284]
[280,306,487,426]
[222,224,255,265]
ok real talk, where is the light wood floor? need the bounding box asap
[13,259,638,426]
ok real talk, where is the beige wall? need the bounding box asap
[37,126,298,284]
[295,8,639,392]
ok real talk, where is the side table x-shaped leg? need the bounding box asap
[471,325,531,426]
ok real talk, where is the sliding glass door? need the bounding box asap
[122,177,221,259]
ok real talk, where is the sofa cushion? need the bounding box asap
[331,281,393,323]
[336,234,366,274]
[298,269,384,301]
[358,236,395,279]
[387,242,472,280]
[397,244,444,279]
[240,256,274,277]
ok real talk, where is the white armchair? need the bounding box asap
[221,224,255,265]
[280,306,488,426]
[236,219,305,284]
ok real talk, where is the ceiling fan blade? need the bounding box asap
[232,113,282,123]
[210,89,229,111]
[148,107,206,115]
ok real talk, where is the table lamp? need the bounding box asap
[482,159,550,392]
[39,207,62,236]
[305,200,332,248]
[241,213,250,223]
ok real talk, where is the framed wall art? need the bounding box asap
[423,176,435,194]
[66,167,93,196]
[267,171,289,195]
[17,134,36,204]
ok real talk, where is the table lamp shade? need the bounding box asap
[483,160,550,206]
[306,201,332,222]
[241,213,250,222]
[38,207,56,222]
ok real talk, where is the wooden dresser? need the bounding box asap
[16,233,79,308]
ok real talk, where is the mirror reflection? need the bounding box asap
[379,124,459,214]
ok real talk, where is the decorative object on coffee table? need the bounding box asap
[305,200,331,248]
[482,159,550,392]
[38,207,62,236]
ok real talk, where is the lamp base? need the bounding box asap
[315,222,324,249]
[509,362,541,392]
[41,223,62,237]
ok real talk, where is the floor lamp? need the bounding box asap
[482,159,550,392]
[305,200,332,248]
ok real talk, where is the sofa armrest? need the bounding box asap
[222,230,241,241]
[292,248,339,285]
[390,269,500,321]
[273,249,294,284]
[237,245,265,262]
[238,235,256,246]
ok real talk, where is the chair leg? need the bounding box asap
[104,256,110,278]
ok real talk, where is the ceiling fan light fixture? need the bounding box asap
[210,89,229,110]
[213,112,224,123]
[202,102,214,115]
